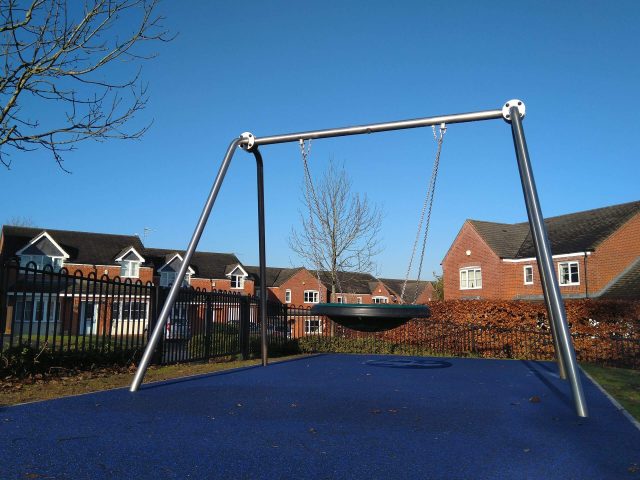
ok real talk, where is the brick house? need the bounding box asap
[442,200,640,300]
[145,248,254,294]
[0,226,153,337]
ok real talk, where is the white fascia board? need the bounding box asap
[115,246,145,263]
[16,231,70,259]
[157,253,195,275]
[502,252,591,263]
[227,264,249,277]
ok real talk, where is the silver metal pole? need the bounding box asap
[130,137,242,392]
[253,109,503,146]
[508,106,588,417]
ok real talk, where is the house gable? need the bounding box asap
[16,231,69,259]
[115,246,145,263]
[157,253,195,275]
[442,221,502,300]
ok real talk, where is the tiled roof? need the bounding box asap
[244,266,304,287]
[470,200,640,259]
[313,270,377,294]
[144,248,242,279]
[379,278,432,301]
[598,257,640,299]
[1,226,146,266]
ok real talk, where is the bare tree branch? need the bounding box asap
[290,159,383,300]
[0,0,173,170]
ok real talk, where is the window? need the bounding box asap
[559,261,580,286]
[304,290,319,303]
[111,301,148,322]
[20,255,64,272]
[357,297,362,304]
[120,260,140,278]
[524,266,534,285]
[460,267,482,289]
[14,297,58,323]
[285,289,291,303]
[372,296,388,304]
[336,296,343,303]
[160,271,191,288]
[230,274,244,289]
[305,318,322,334]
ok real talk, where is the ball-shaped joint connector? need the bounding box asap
[502,99,526,123]
[239,132,255,151]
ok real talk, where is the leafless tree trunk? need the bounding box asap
[290,159,383,302]
[0,0,172,170]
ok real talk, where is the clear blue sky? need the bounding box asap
[2,0,639,280]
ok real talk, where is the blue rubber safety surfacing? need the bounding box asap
[1,354,639,480]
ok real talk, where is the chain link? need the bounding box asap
[400,124,446,303]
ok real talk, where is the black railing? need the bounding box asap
[1,261,638,372]
[0,261,153,356]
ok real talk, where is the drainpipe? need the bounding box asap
[584,252,589,299]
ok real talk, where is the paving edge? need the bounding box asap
[581,367,640,432]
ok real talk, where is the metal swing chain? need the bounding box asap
[400,123,446,303]
[299,139,345,302]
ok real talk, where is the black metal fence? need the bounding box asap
[285,307,640,369]
[0,262,289,367]
[1,261,638,371]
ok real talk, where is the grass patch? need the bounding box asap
[582,363,640,422]
[0,354,307,407]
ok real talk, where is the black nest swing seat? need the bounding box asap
[311,303,430,333]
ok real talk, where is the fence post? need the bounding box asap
[204,291,212,359]
[0,263,6,351]
[240,295,250,360]
[150,285,164,365]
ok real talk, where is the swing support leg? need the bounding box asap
[508,105,587,417]
[252,147,269,366]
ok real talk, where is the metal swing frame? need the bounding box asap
[130,99,588,418]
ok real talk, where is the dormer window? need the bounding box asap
[226,265,248,290]
[158,253,195,288]
[231,274,244,289]
[120,260,141,278]
[115,247,145,279]
[160,271,192,288]
[16,231,69,272]
[20,255,64,272]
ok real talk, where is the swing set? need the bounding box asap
[130,100,589,418]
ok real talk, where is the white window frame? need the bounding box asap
[120,260,141,278]
[336,296,343,303]
[524,265,534,285]
[230,274,244,289]
[460,267,482,290]
[357,297,362,304]
[304,290,319,304]
[372,296,388,304]
[284,289,291,303]
[304,317,322,334]
[20,254,64,272]
[160,271,191,288]
[14,296,59,323]
[558,261,580,286]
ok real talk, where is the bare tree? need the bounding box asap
[0,0,172,170]
[5,215,35,226]
[290,159,383,301]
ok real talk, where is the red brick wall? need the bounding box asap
[270,269,327,305]
[442,222,502,300]
[443,212,640,300]
[189,277,255,295]
[63,263,155,284]
[588,212,640,294]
